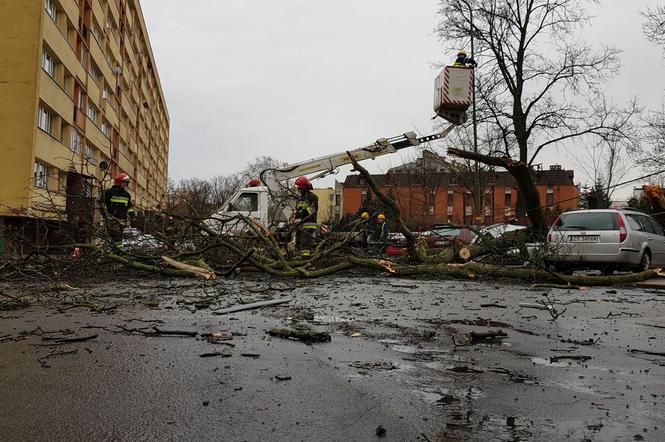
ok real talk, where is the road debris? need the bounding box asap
[162,256,217,280]
[199,351,231,358]
[212,298,292,315]
[268,327,331,344]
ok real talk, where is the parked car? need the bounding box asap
[472,223,527,244]
[121,228,167,253]
[422,227,476,249]
[546,209,665,273]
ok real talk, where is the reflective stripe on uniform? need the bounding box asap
[296,201,314,215]
[302,223,318,230]
[110,196,129,205]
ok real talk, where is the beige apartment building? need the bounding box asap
[0,0,169,230]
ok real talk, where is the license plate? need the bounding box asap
[568,235,599,243]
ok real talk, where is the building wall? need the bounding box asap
[341,183,580,228]
[0,1,43,215]
[0,0,169,220]
[312,188,335,224]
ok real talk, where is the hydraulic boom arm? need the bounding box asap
[259,123,457,191]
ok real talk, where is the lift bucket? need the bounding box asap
[434,66,473,124]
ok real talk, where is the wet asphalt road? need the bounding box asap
[1,275,665,441]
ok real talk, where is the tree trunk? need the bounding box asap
[505,162,546,237]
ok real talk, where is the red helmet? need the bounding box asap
[114,172,130,185]
[295,176,311,190]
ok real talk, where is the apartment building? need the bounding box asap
[339,151,580,228]
[0,0,169,227]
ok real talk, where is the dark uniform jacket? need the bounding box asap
[295,191,318,224]
[373,221,389,242]
[102,185,135,220]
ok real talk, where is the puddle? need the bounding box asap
[391,344,449,355]
[312,315,348,324]
[475,415,535,440]
[532,357,577,367]
[554,380,599,396]
[377,339,401,344]
[423,356,470,370]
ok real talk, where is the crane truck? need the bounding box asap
[210,63,474,236]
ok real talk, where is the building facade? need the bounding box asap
[0,0,169,226]
[340,165,580,228]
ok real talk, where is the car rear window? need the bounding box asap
[557,212,618,231]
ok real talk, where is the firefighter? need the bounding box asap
[453,51,468,67]
[453,50,476,68]
[101,172,137,242]
[291,176,319,257]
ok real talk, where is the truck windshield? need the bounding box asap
[229,193,258,212]
[558,212,618,231]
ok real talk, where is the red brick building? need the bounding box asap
[340,160,580,228]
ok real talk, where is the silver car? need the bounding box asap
[547,209,665,273]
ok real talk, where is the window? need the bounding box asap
[86,143,95,163]
[82,178,93,197]
[119,141,127,154]
[42,50,56,77]
[76,88,85,111]
[34,161,48,188]
[89,64,99,83]
[626,214,646,232]
[556,212,618,231]
[71,129,83,153]
[106,16,115,35]
[87,103,98,123]
[464,192,473,207]
[45,0,58,22]
[101,119,110,136]
[80,45,89,69]
[38,105,54,134]
[103,86,111,100]
[640,215,664,236]
[92,23,102,42]
[546,189,554,207]
[504,191,512,207]
[447,190,454,207]
[229,193,258,212]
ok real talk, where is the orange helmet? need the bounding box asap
[377,214,386,221]
[295,176,311,190]
[114,172,130,185]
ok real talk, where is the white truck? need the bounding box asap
[210,65,474,235]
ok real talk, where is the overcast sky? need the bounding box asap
[141,0,665,198]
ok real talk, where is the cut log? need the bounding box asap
[162,256,216,280]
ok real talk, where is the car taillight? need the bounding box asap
[548,216,562,242]
[617,213,627,242]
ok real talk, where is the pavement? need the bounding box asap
[1,275,665,441]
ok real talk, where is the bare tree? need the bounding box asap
[636,6,665,172]
[642,5,665,50]
[573,139,630,202]
[168,156,284,217]
[436,0,638,234]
